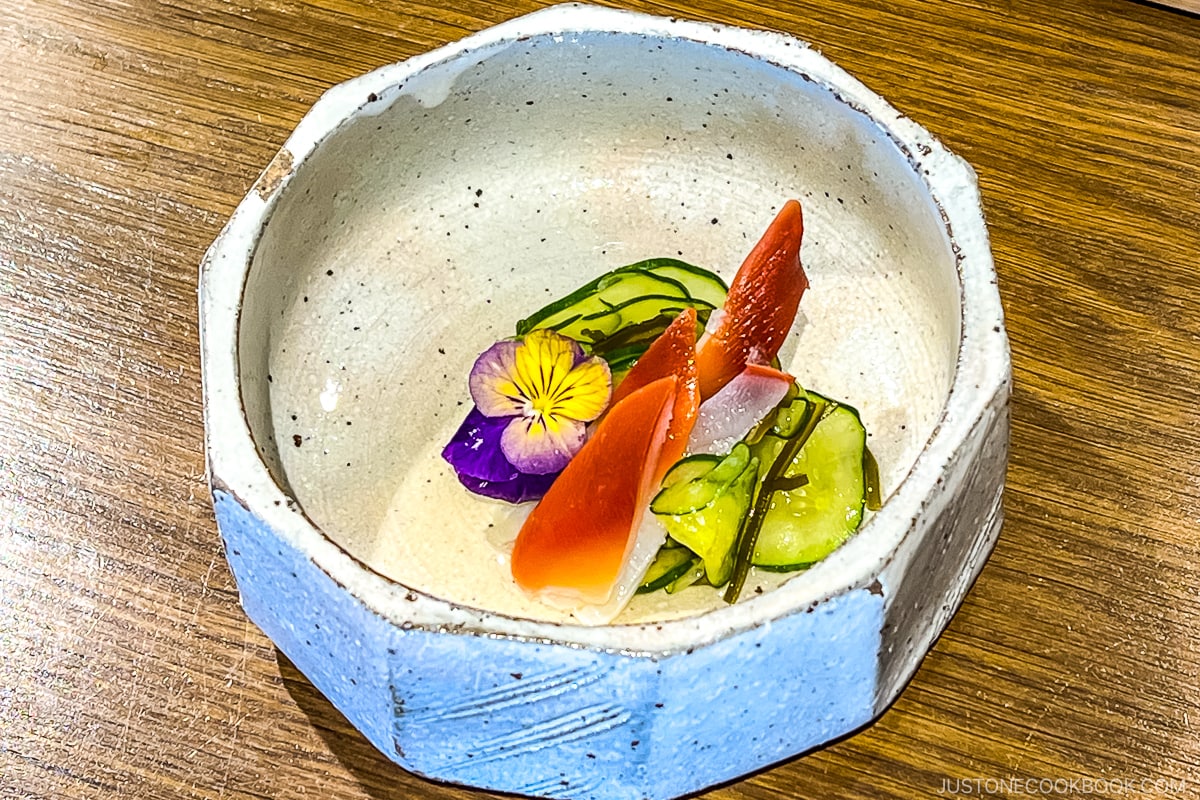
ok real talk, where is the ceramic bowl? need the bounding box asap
[199,4,1010,798]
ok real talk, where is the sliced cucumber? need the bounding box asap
[751,402,867,568]
[580,293,713,325]
[651,444,758,588]
[650,445,748,516]
[598,345,647,373]
[591,321,674,360]
[592,311,710,372]
[559,294,715,346]
[619,257,729,309]
[547,313,621,344]
[771,385,810,438]
[636,547,699,594]
[723,393,827,602]
[517,269,687,336]
[665,559,707,594]
[661,454,722,489]
[651,471,724,517]
[517,259,727,343]
[699,442,750,486]
[660,458,757,587]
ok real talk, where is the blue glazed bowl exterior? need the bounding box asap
[214,489,888,799]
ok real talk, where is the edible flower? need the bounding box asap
[442,329,611,503]
[441,408,558,503]
[472,329,612,472]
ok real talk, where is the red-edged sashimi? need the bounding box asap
[695,200,807,399]
[608,308,699,483]
[510,376,677,618]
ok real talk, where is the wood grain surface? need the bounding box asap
[2,0,1199,798]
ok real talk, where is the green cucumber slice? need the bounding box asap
[650,444,749,515]
[590,311,706,356]
[545,314,620,343]
[517,269,688,336]
[651,463,721,515]
[651,485,721,517]
[751,403,867,568]
[558,294,713,346]
[589,317,676,358]
[665,559,707,593]
[661,454,722,488]
[579,293,715,324]
[625,257,729,308]
[658,457,758,587]
[591,311,711,372]
[517,257,728,341]
[771,385,811,438]
[724,394,827,603]
[636,547,699,594]
[701,441,750,486]
[598,344,651,372]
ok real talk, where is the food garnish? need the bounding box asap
[442,329,610,502]
[441,200,879,622]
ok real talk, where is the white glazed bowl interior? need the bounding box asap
[234,15,969,633]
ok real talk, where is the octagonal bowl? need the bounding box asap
[199,4,1010,799]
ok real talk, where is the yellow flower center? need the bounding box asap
[511,330,610,425]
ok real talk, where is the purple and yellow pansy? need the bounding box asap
[442,329,611,503]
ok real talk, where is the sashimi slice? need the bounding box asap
[510,376,677,618]
[609,308,700,482]
[695,199,807,398]
[687,364,795,456]
[571,513,672,626]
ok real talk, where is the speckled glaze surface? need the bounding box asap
[199,4,1010,799]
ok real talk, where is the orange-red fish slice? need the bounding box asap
[511,376,677,607]
[695,199,808,399]
[608,308,699,482]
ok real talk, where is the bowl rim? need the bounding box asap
[199,2,1010,654]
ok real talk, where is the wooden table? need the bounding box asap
[3,1,1198,797]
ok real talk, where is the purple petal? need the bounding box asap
[441,407,519,482]
[568,338,591,366]
[455,470,558,504]
[442,406,561,503]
